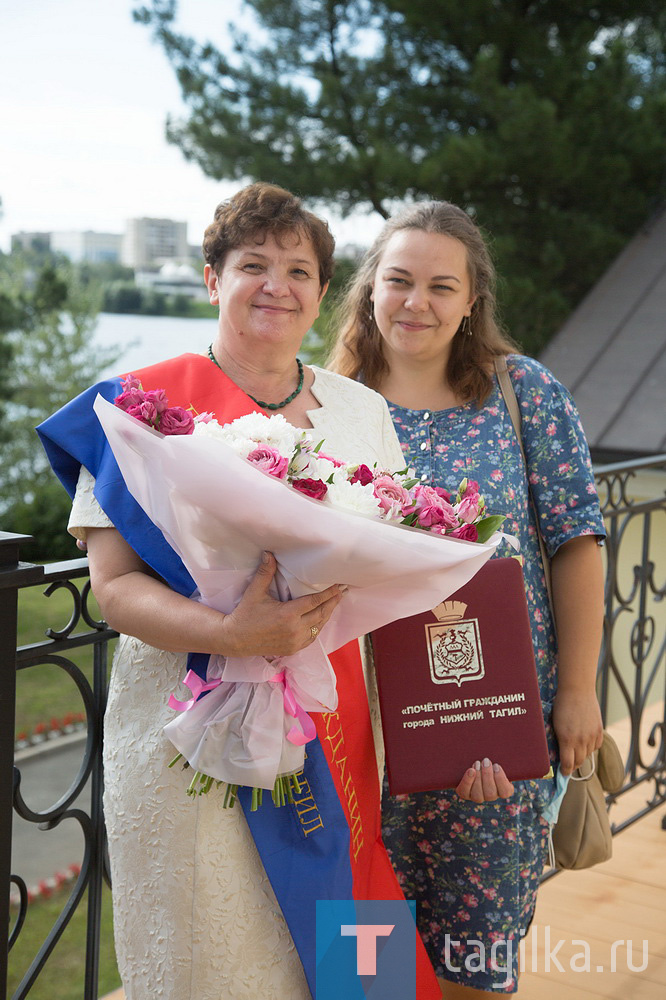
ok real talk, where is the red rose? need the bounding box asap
[350,463,374,486]
[292,477,328,501]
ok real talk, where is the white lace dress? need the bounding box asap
[68,366,403,1000]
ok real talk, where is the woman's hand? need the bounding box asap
[552,688,603,775]
[455,759,514,802]
[86,529,343,658]
[221,552,344,657]
[550,534,605,776]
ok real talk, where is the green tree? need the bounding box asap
[103,281,144,313]
[0,256,121,557]
[0,199,17,434]
[134,0,666,351]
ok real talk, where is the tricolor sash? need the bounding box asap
[37,353,440,998]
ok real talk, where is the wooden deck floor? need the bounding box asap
[520,799,665,998]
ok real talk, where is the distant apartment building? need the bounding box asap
[11,232,52,254]
[122,218,189,269]
[50,230,122,263]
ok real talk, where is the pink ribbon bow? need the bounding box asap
[269,669,316,746]
[168,669,222,712]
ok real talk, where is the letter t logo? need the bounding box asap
[340,924,395,975]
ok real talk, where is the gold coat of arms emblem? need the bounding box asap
[425,600,485,687]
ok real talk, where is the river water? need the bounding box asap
[95,312,219,379]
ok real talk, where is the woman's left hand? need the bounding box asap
[455,759,514,802]
[552,687,603,776]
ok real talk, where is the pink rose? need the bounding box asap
[373,475,414,518]
[413,485,458,529]
[246,446,288,478]
[350,463,374,486]
[463,479,479,498]
[194,411,215,424]
[292,477,328,501]
[143,389,169,415]
[450,523,479,542]
[114,387,145,410]
[121,374,142,392]
[159,406,195,435]
[433,486,451,502]
[126,401,157,425]
[455,494,481,523]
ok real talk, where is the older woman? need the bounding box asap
[38,184,444,999]
[330,200,606,997]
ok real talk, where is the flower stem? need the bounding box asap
[186,771,202,796]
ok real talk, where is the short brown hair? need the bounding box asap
[203,182,335,289]
[328,201,519,405]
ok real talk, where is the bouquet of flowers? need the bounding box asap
[95,378,507,806]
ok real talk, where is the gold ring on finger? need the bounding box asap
[310,625,320,640]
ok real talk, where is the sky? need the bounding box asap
[0,0,384,253]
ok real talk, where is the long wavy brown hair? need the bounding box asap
[328,201,519,405]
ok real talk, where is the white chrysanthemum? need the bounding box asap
[312,457,340,483]
[327,479,383,518]
[226,412,305,454]
[193,412,308,461]
[192,419,224,440]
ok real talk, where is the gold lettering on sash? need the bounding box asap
[292,775,324,837]
[322,712,365,860]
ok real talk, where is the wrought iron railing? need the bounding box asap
[1,533,117,998]
[594,454,666,828]
[1,454,665,994]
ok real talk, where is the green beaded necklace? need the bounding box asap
[207,345,305,411]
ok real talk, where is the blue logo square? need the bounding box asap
[316,899,417,1000]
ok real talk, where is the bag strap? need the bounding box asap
[494,356,555,619]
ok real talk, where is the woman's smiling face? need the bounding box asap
[371,229,475,366]
[205,230,326,352]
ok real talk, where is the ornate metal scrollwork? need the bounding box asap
[595,457,666,827]
[8,876,27,951]
[6,560,115,997]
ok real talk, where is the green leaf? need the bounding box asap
[475,515,507,544]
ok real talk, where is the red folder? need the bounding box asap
[371,557,551,794]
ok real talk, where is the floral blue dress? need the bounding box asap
[380,355,606,992]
